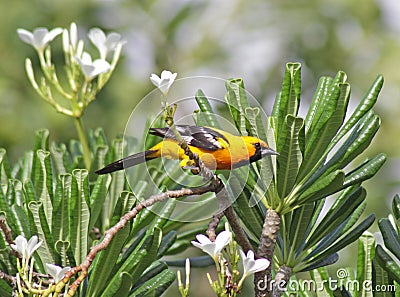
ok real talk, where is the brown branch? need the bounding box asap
[254,209,281,297]
[0,269,16,285]
[223,205,253,253]
[206,211,224,241]
[0,216,20,258]
[0,216,14,245]
[214,188,254,253]
[272,265,291,297]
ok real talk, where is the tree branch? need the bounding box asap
[254,209,281,297]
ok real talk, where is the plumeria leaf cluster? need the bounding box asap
[0,126,209,296]
[283,224,399,296]
[191,63,386,295]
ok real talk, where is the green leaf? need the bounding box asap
[378,218,400,260]
[28,201,55,270]
[225,78,250,134]
[372,258,393,297]
[299,81,349,179]
[304,76,333,134]
[52,174,71,242]
[375,245,400,283]
[0,148,10,184]
[294,170,345,206]
[288,203,317,254]
[273,63,301,152]
[33,129,50,151]
[69,169,90,264]
[102,272,132,297]
[344,153,386,187]
[157,231,177,258]
[306,72,347,138]
[103,249,147,296]
[54,240,70,267]
[356,232,375,297]
[300,253,338,272]
[89,174,111,230]
[307,200,367,261]
[34,150,53,225]
[277,115,304,198]
[50,142,69,175]
[104,139,126,226]
[306,187,366,248]
[11,205,30,239]
[306,215,375,266]
[309,267,334,295]
[0,279,12,297]
[31,130,50,184]
[194,89,221,128]
[87,219,131,297]
[129,269,175,297]
[330,75,383,149]
[231,188,263,240]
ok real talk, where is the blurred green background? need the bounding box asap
[1,0,400,295]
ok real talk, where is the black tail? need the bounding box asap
[95,150,156,175]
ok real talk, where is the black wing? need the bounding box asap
[149,125,229,151]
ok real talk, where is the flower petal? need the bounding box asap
[250,258,270,273]
[27,235,42,258]
[150,73,161,87]
[195,234,211,245]
[17,29,34,45]
[214,231,231,253]
[43,27,63,44]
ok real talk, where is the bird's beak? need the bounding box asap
[261,147,279,157]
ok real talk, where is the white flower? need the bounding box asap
[240,249,270,276]
[76,52,111,80]
[191,231,231,259]
[10,235,42,260]
[46,263,71,283]
[69,23,78,50]
[17,27,63,52]
[150,70,177,96]
[88,28,125,59]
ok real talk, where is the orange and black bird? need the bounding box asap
[95,125,278,175]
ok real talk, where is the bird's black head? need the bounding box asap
[249,140,279,163]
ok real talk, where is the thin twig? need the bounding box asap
[0,216,14,245]
[206,212,224,241]
[0,270,16,285]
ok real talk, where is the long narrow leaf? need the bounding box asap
[194,89,221,128]
[277,115,304,198]
[378,218,400,260]
[356,232,375,297]
[69,169,90,264]
[329,75,383,149]
[304,76,332,134]
[374,245,400,283]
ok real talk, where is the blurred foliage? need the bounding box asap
[1,0,400,295]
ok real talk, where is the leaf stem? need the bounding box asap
[74,117,91,169]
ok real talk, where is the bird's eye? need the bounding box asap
[254,142,261,149]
